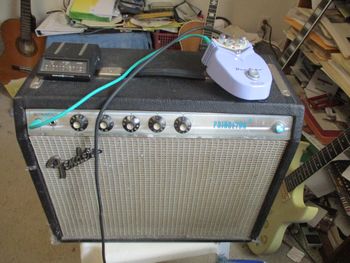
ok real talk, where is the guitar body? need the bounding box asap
[178,0,220,52]
[179,20,204,52]
[248,142,318,254]
[0,19,45,85]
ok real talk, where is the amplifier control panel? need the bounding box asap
[27,110,293,140]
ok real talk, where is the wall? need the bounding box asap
[189,0,298,44]
[0,0,298,43]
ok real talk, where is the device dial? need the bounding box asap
[99,115,114,132]
[70,114,88,131]
[148,116,166,133]
[273,121,286,134]
[122,115,140,133]
[174,117,191,134]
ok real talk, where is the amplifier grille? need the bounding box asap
[30,136,287,240]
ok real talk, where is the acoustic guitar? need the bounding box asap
[0,0,45,85]
[178,0,219,52]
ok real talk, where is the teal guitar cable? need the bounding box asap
[29,34,211,129]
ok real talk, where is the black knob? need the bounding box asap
[149,116,166,133]
[99,115,114,132]
[174,117,191,134]
[122,115,140,133]
[70,114,88,131]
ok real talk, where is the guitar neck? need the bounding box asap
[285,128,350,192]
[203,0,219,39]
[279,0,333,70]
[20,0,34,41]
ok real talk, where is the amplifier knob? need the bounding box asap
[122,115,140,133]
[99,115,114,132]
[273,122,286,134]
[149,116,166,133]
[174,117,191,134]
[70,114,88,131]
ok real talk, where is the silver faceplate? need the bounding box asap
[30,136,288,240]
[27,109,293,240]
[27,110,293,140]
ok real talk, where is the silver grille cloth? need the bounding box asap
[30,136,287,240]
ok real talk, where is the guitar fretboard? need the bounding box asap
[279,0,333,70]
[20,0,34,41]
[203,0,219,38]
[285,128,350,192]
[200,0,219,51]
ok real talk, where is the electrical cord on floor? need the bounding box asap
[286,228,318,263]
[93,26,225,263]
[264,22,280,61]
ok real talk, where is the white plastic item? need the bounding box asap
[80,242,223,263]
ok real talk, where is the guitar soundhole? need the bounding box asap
[16,38,37,57]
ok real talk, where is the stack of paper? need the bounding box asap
[285,8,338,50]
[35,12,86,36]
[298,8,350,58]
[126,11,182,32]
[321,53,350,97]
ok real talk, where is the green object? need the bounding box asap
[68,0,111,22]
[69,11,110,22]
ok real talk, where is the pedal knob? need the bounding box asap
[70,114,88,131]
[174,117,191,134]
[149,116,166,133]
[122,115,140,133]
[99,115,114,132]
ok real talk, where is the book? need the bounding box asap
[331,53,350,75]
[321,60,350,97]
[285,7,338,51]
[298,8,350,58]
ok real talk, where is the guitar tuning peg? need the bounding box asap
[218,34,226,44]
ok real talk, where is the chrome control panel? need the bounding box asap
[26,110,293,140]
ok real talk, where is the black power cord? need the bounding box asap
[265,23,279,60]
[93,25,224,263]
[287,228,318,263]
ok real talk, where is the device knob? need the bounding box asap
[174,117,191,134]
[99,115,114,132]
[70,114,88,131]
[122,115,140,133]
[273,122,286,134]
[246,68,260,80]
[148,116,166,133]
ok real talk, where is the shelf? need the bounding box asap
[302,131,324,150]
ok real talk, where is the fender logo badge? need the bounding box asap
[46,147,102,179]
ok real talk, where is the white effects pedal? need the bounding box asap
[202,35,272,100]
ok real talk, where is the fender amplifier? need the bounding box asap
[14,48,304,242]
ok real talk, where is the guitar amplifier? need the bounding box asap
[14,48,304,242]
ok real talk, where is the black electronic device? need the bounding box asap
[300,223,322,248]
[14,48,304,242]
[37,42,101,81]
[328,161,350,216]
